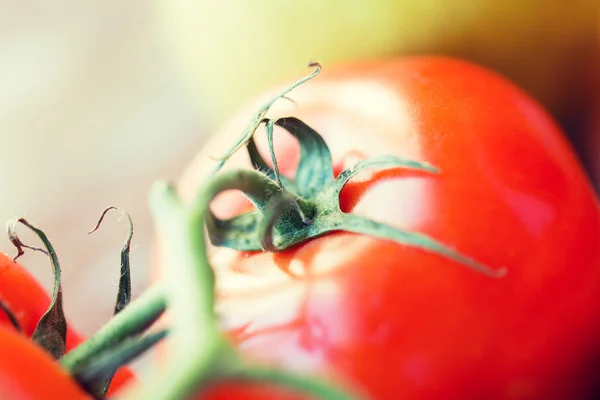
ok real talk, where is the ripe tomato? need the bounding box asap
[0,252,135,395]
[0,324,89,399]
[163,57,600,399]
[0,251,83,348]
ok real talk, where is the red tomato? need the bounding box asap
[0,252,135,394]
[163,57,600,399]
[0,324,89,399]
[0,251,83,348]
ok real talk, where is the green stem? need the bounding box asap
[73,329,168,393]
[227,366,358,400]
[122,337,233,400]
[60,283,166,372]
[152,181,218,350]
[118,181,228,399]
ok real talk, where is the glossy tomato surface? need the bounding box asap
[0,252,135,395]
[169,57,600,399]
[0,325,89,399]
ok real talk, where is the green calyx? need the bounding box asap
[206,116,507,278]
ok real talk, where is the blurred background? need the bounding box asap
[0,1,598,338]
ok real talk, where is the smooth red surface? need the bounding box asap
[173,57,600,399]
[0,252,135,394]
[0,325,89,399]
[0,252,83,348]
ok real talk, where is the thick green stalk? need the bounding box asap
[60,283,166,372]
[118,181,224,399]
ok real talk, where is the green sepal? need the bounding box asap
[88,206,134,315]
[213,147,506,277]
[206,211,262,251]
[256,155,506,278]
[7,217,68,359]
[208,63,321,176]
[246,135,297,192]
[261,155,439,250]
[86,206,137,395]
[204,169,315,251]
[203,169,282,250]
[263,117,334,198]
[326,155,438,196]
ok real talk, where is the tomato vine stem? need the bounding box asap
[60,283,166,372]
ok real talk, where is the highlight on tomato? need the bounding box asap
[154,57,600,399]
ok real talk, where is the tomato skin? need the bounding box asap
[168,57,600,399]
[0,252,83,348]
[0,252,135,394]
[0,325,90,399]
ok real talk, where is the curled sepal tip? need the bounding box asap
[207,62,322,172]
[88,206,134,315]
[6,218,48,260]
[6,217,67,359]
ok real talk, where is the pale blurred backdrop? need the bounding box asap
[0,1,598,338]
[0,1,203,336]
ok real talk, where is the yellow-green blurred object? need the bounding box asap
[154,0,598,127]
[584,19,600,190]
